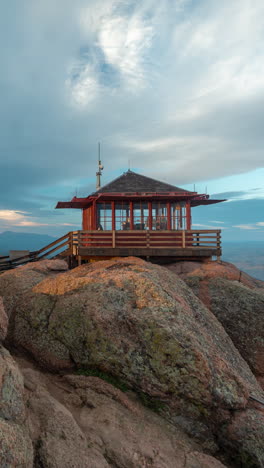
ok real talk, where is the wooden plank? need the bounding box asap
[80,241,112,245]
[78,229,219,234]
[149,240,183,244]
[185,230,221,234]
[37,240,70,259]
[78,247,220,257]
[115,234,147,238]
[37,233,70,255]
[80,234,112,238]
[187,241,219,245]
[186,235,219,239]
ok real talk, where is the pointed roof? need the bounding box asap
[96,170,191,194]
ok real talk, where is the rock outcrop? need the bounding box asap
[2,257,264,466]
[0,259,68,319]
[0,296,8,341]
[168,261,264,382]
[0,313,33,467]
[20,361,227,468]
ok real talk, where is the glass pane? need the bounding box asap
[171,202,186,230]
[152,203,168,230]
[115,202,130,230]
[97,203,112,230]
[133,202,149,230]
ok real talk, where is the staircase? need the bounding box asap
[0,232,73,272]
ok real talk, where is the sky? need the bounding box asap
[0,0,264,241]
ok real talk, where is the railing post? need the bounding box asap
[182,230,186,248]
[148,202,152,230]
[146,230,150,248]
[68,232,73,255]
[112,230,116,248]
[217,230,221,260]
[77,231,81,256]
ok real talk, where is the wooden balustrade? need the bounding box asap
[0,229,221,271]
[75,229,221,251]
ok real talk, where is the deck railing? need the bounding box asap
[0,230,221,271]
[74,229,221,250]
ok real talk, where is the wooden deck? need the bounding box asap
[0,229,221,271]
[70,229,222,262]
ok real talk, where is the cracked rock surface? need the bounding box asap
[168,261,264,385]
[0,258,263,466]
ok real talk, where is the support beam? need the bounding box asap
[148,202,152,230]
[167,202,171,230]
[112,201,115,230]
[186,201,191,230]
[92,201,97,230]
[130,201,133,230]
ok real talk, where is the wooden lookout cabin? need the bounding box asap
[56,170,225,265]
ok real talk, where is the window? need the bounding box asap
[152,202,168,230]
[115,202,130,230]
[96,203,112,230]
[133,202,149,230]
[171,202,186,230]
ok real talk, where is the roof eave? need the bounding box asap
[191,199,227,207]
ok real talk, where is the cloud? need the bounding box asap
[1,0,264,235]
[0,210,78,230]
[0,211,29,222]
[192,223,228,230]
[209,221,225,224]
[233,224,259,230]
[212,189,264,202]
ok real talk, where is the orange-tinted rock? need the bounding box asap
[6,257,264,464]
[167,260,263,290]
[171,261,264,382]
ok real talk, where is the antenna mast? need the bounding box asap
[96,142,104,190]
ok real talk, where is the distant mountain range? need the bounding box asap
[222,241,264,281]
[0,231,55,256]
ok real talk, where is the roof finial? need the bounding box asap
[96,142,104,190]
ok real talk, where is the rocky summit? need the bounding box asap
[167,261,264,387]
[0,257,263,467]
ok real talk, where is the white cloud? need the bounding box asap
[16,221,49,227]
[66,63,99,108]
[1,0,264,235]
[0,210,76,229]
[233,224,259,230]
[209,221,225,224]
[0,210,29,222]
[192,223,227,230]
